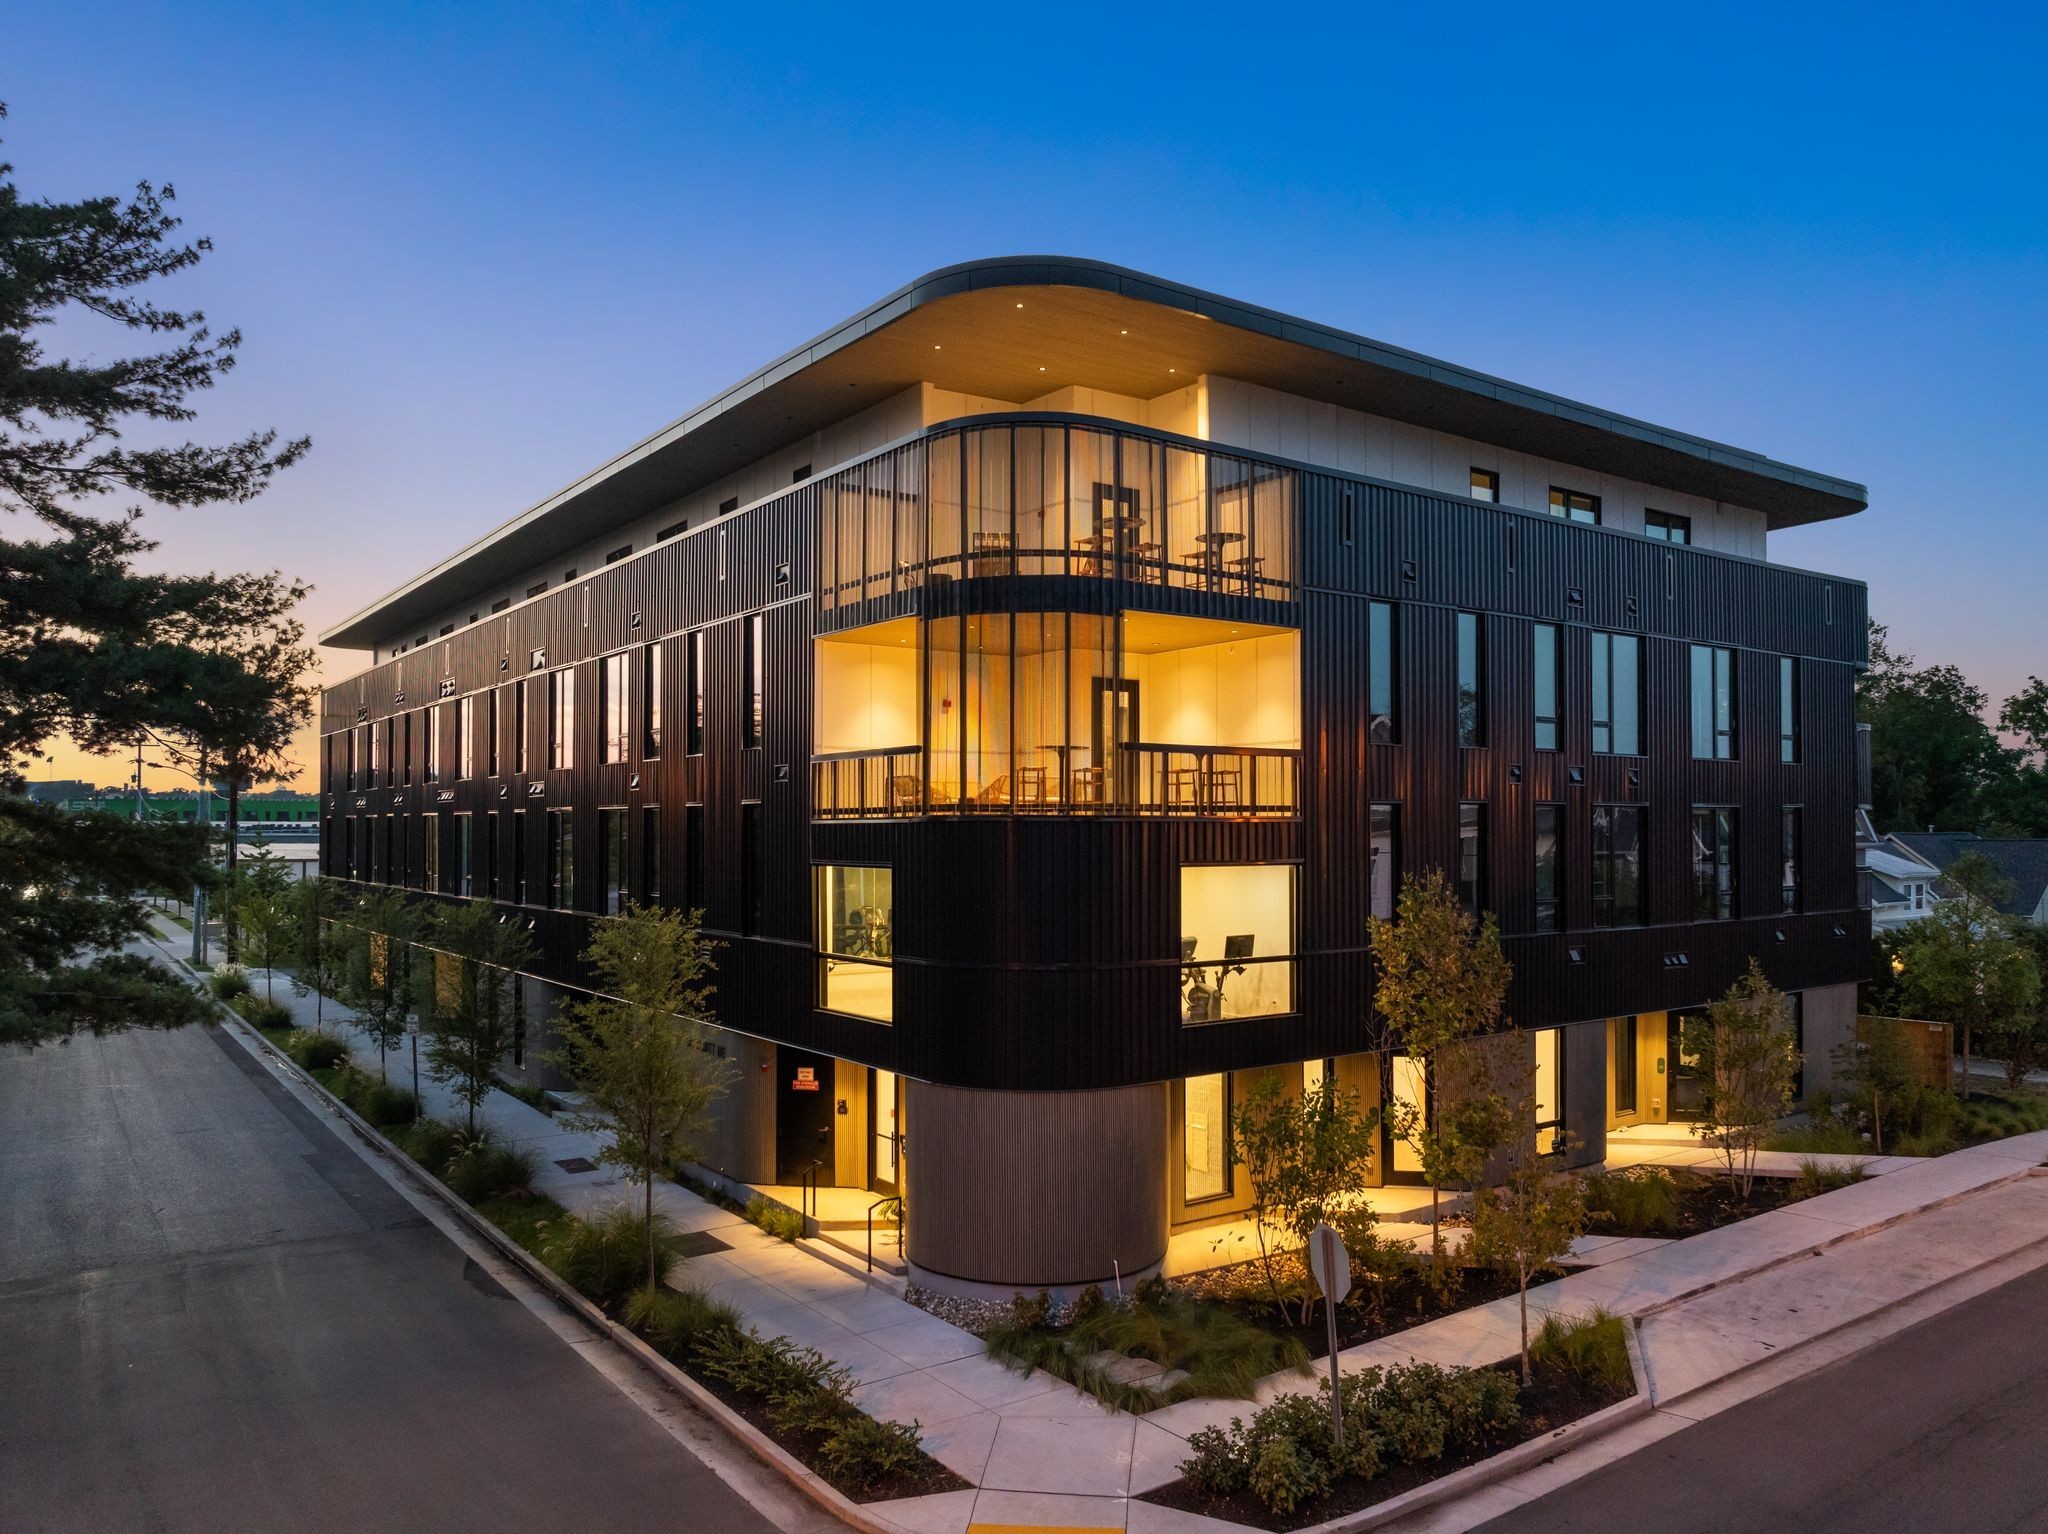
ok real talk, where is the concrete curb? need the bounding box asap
[199,990,911,1534]
[1645,1185,2048,1416]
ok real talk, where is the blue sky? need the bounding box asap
[12,2,2045,782]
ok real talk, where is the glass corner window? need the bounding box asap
[816,864,893,1022]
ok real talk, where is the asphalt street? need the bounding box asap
[0,1009,782,1533]
[1475,1253,2048,1534]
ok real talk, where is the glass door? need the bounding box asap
[1388,1054,1426,1180]
[870,1068,900,1194]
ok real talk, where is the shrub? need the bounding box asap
[445,1144,539,1203]
[1177,1368,1399,1515]
[540,1204,682,1308]
[209,966,252,1000]
[1249,1434,1331,1516]
[389,1118,465,1178]
[1792,1158,1869,1198]
[233,992,292,1030]
[1435,1366,1522,1448]
[1371,1379,1447,1464]
[357,1081,420,1128]
[1006,1288,1054,1330]
[1581,1167,1680,1236]
[625,1284,742,1364]
[745,1196,806,1243]
[1529,1309,1633,1394]
[816,1412,925,1493]
[283,1030,349,1071]
[697,1327,847,1402]
[1182,1424,1252,1497]
[1764,1117,1867,1155]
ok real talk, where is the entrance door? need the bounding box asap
[776,1048,837,1184]
[1387,1054,1426,1182]
[1610,1016,1639,1122]
[870,1068,900,1194]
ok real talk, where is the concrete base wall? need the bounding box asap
[1800,983,1860,1100]
[904,1080,1168,1293]
[694,1027,777,1186]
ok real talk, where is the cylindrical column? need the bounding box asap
[903,1079,1168,1296]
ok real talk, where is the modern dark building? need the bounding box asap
[318,258,1870,1295]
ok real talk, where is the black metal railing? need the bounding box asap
[812,744,1299,820]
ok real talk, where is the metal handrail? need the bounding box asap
[867,1194,903,1273]
[799,1160,821,1222]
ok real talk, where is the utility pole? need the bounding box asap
[192,750,212,968]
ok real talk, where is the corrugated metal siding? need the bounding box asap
[321,421,1868,1093]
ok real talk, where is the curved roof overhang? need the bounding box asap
[322,256,1867,650]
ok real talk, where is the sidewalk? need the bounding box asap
[184,931,2048,1534]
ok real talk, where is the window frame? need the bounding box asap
[1547,486,1601,524]
[599,653,630,765]
[1644,509,1692,544]
[1690,645,1737,760]
[1591,804,1645,928]
[1533,803,1563,933]
[1690,806,1739,921]
[1368,600,1397,744]
[1455,611,1484,748]
[1533,624,1560,752]
[1468,467,1500,503]
[1591,631,1640,756]
[1779,656,1800,764]
[814,862,895,1023]
[1457,803,1486,917]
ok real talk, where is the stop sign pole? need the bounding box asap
[1308,1221,1352,1449]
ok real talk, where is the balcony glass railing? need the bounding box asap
[812,743,1297,820]
[817,422,1297,610]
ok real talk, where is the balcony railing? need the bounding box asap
[811,744,1298,820]
[811,747,923,819]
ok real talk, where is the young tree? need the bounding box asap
[232,882,295,1003]
[1369,871,1514,1278]
[1678,961,1802,1198]
[1834,1014,1917,1153]
[428,901,535,1134]
[550,906,730,1289]
[1895,853,2041,1097]
[0,103,311,1043]
[1230,1072,1383,1325]
[289,876,347,1030]
[1467,1136,1586,1387]
[338,886,422,1080]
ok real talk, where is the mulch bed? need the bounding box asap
[684,1366,971,1503]
[1185,1263,1580,1359]
[1141,1359,1634,1531]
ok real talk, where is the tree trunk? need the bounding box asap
[1961,1021,1973,1101]
[1872,1094,1883,1155]
[646,1159,657,1292]
[1518,1275,1531,1387]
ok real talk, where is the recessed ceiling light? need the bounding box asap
[1168,367,1177,374]
[1120,329,1129,335]
[1039,366,1046,371]
[1015,302,1024,309]
[933,344,942,350]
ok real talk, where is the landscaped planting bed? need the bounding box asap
[1141,1314,1636,1531]
[1580,1163,1817,1239]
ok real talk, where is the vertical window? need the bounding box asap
[514,681,529,774]
[1781,807,1803,912]
[743,614,764,748]
[1533,624,1559,751]
[1691,808,1739,920]
[548,809,574,910]
[1468,468,1500,503]
[1367,600,1397,744]
[484,811,498,898]
[345,730,358,790]
[510,978,526,1068]
[1779,656,1800,764]
[642,807,661,905]
[1592,806,1644,927]
[1183,1073,1232,1202]
[741,802,763,932]
[422,812,440,891]
[457,696,475,780]
[402,712,414,785]
[687,631,705,753]
[600,808,628,914]
[685,803,705,912]
[1591,632,1640,755]
[1690,646,1736,759]
[549,669,576,770]
[454,814,472,896]
[1548,486,1601,524]
[1456,612,1483,748]
[512,809,527,902]
[486,688,500,776]
[1645,509,1691,544]
[816,864,894,1021]
[1533,1028,1564,1155]
[369,720,383,785]
[1458,804,1485,917]
[1369,803,1399,921]
[600,653,629,765]
[1533,804,1563,932]
[643,642,663,759]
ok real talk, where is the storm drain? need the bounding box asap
[553,1156,598,1173]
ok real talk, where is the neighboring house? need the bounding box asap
[1890,832,2048,927]
[1859,812,1944,931]
[316,257,1870,1295]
